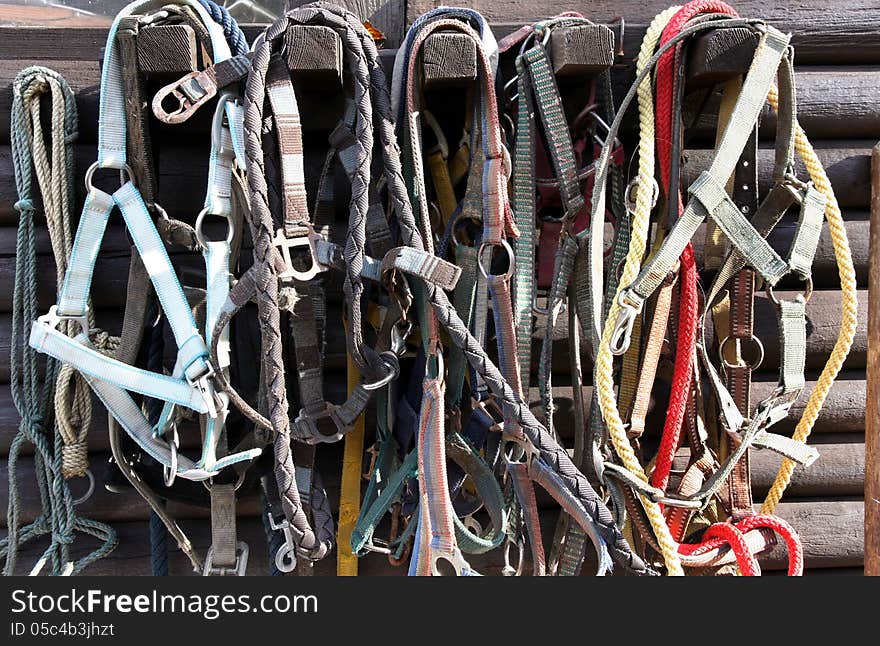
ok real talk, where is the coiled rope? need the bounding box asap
[2,66,117,576]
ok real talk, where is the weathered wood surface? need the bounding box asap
[285,0,407,47]
[285,24,343,81]
[672,438,865,498]
[421,31,477,87]
[865,143,880,575]
[686,27,758,88]
[137,23,198,75]
[548,24,615,77]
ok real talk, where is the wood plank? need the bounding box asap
[421,31,477,88]
[866,141,880,575]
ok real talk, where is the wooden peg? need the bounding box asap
[285,24,343,84]
[421,31,478,89]
[137,23,199,75]
[686,27,760,88]
[548,24,615,78]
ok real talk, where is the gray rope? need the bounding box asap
[2,66,117,576]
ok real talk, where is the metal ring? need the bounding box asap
[766,275,813,307]
[71,469,95,507]
[477,239,514,280]
[624,176,659,211]
[84,161,135,193]
[718,334,765,371]
[194,207,234,249]
[163,426,180,488]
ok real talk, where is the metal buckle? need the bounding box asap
[152,70,218,125]
[37,305,90,338]
[274,226,325,283]
[203,541,249,576]
[766,276,813,308]
[293,403,345,444]
[431,547,472,576]
[267,513,298,573]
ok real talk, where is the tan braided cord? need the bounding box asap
[594,6,685,576]
[760,85,858,512]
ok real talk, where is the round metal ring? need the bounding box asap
[718,334,765,371]
[194,207,234,249]
[84,161,135,193]
[71,469,96,507]
[477,238,514,280]
[766,275,813,308]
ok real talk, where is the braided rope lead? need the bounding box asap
[760,85,858,513]
[197,0,249,56]
[3,66,116,576]
[593,7,686,576]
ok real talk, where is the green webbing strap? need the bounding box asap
[512,54,537,391]
[351,435,506,556]
[624,27,790,305]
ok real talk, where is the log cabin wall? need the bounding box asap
[0,0,872,575]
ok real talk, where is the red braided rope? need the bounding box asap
[650,0,737,493]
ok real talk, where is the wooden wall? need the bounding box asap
[0,0,871,575]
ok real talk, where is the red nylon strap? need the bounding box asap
[650,0,737,493]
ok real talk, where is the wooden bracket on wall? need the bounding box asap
[136,23,199,75]
[421,30,478,89]
[686,26,759,88]
[285,24,344,84]
[548,24,615,78]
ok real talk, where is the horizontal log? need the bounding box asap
[0,50,398,144]
[682,144,872,210]
[0,493,861,574]
[533,288,868,375]
[692,217,868,288]
[672,439,865,498]
[0,285,867,387]
[760,499,864,570]
[418,2,880,64]
[0,141,340,225]
[2,54,877,144]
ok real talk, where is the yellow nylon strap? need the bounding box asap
[594,6,685,576]
[760,85,858,512]
[427,149,458,227]
[337,350,365,576]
